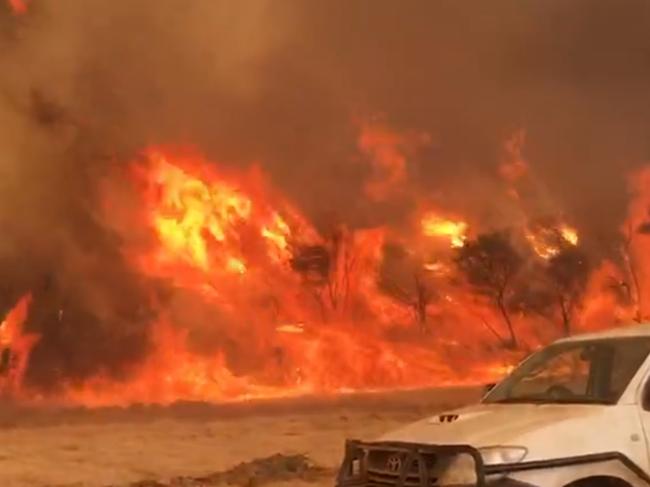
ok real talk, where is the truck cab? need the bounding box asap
[336,325,650,487]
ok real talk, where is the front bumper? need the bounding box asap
[335,439,488,487]
[336,440,650,487]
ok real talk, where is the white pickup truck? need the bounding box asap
[336,325,650,487]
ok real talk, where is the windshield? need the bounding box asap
[484,337,650,405]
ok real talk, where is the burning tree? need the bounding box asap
[617,224,643,322]
[617,213,650,322]
[290,245,330,285]
[290,243,330,321]
[378,243,436,331]
[455,232,522,348]
[290,226,362,321]
[545,246,590,336]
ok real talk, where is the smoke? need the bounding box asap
[1,0,650,389]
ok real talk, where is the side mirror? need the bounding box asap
[483,383,496,396]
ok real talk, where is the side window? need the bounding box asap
[609,341,650,401]
[510,347,590,397]
[486,337,650,404]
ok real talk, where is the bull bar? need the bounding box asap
[335,439,486,487]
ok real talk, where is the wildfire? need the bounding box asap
[560,224,579,246]
[47,146,486,406]
[147,152,254,271]
[0,295,39,395]
[421,213,468,248]
[226,257,247,275]
[526,222,579,259]
[0,132,644,407]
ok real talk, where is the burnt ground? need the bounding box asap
[0,387,481,487]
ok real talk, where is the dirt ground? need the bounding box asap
[0,387,481,487]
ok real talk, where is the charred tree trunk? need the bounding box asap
[414,274,428,332]
[626,254,643,322]
[622,229,643,322]
[558,294,571,337]
[477,315,508,346]
[496,291,517,349]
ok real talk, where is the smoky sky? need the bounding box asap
[4,0,650,230]
[1,0,650,388]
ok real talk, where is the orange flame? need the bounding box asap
[421,213,468,248]
[560,224,579,246]
[4,132,646,406]
[526,223,579,259]
[0,295,39,396]
[7,0,28,15]
[42,146,500,406]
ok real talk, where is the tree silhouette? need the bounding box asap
[620,224,643,321]
[290,245,330,285]
[455,232,522,348]
[290,227,359,321]
[546,246,590,336]
[378,243,436,332]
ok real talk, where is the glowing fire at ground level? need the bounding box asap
[0,135,647,407]
[1,295,518,407]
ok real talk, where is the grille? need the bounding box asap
[366,451,439,486]
[336,440,483,487]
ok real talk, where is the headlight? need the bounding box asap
[478,446,528,466]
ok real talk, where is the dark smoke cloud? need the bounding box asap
[284,0,650,234]
[1,0,649,388]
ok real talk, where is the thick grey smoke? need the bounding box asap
[0,0,649,389]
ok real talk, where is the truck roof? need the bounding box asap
[557,322,650,343]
